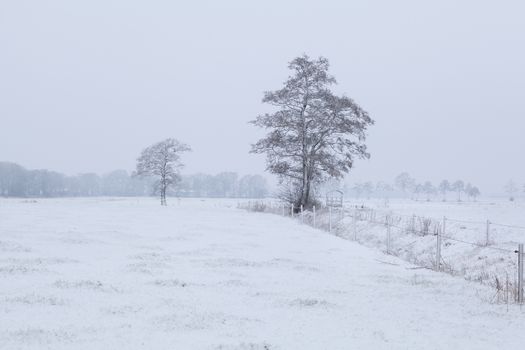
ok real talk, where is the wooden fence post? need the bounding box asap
[313,205,316,228]
[436,219,444,271]
[518,243,524,304]
[386,216,391,254]
[485,220,491,246]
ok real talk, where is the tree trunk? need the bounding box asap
[160,178,167,206]
[298,98,308,209]
[299,165,307,207]
[304,177,311,208]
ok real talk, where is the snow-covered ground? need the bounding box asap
[333,199,525,288]
[250,198,525,294]
[1,197,525,349]
[345,197,525,230]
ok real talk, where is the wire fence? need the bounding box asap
[239,200,525,305]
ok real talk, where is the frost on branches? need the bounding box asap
[251,55,374,209]
[135,138,191,205]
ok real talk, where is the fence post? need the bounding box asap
[313,205,316,228]
[282,203,285,216]
[329,206,332,233]
[300,205,304,224]
[485,220,491,246]
[436,218,444,271]
[506,273,510,310]
[291,204,294,218]
[518,243,524,304]
[412,215,416,234]
[386,216,391,254]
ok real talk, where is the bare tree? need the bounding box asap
[438,180,450,201]
[251,55,373,209]
[452,180,465,201]
[466,185,480,201]
[422,181,435,201]
[472,186,481,201]
[135,138,191,206]
[395,172,413,198]
[413,183,423,201]
[465,183,473,201]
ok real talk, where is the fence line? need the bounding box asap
[241,200,523,253]
[240,200,525,305]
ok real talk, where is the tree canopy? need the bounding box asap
[251,55,373,208]
[135,138,191,205]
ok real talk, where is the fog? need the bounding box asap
[1,0,524,194]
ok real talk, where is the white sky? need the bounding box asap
[1,0,524,194]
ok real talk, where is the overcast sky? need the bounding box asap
[1,0,524,194]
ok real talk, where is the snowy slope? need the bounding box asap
[0,198,524,349]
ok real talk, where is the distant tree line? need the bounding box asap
[0,162,268,199]
[178,173,268,198]
[392,173,481,201]
[338,172,481,202]
[0,162,154,197]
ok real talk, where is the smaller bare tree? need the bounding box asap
[413,183,423,201]
[395,172,414,198]
[452,180,465,202]
[467,185,480,201]
[422,181,435,201]
[135,138,191,206]
[438,180,450,201]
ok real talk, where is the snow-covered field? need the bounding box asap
[346,197,525,231]
[248,198,525,293]
[1,197,525,349]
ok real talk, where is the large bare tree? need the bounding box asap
[251,55,374,209]
[135,138,191,206]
